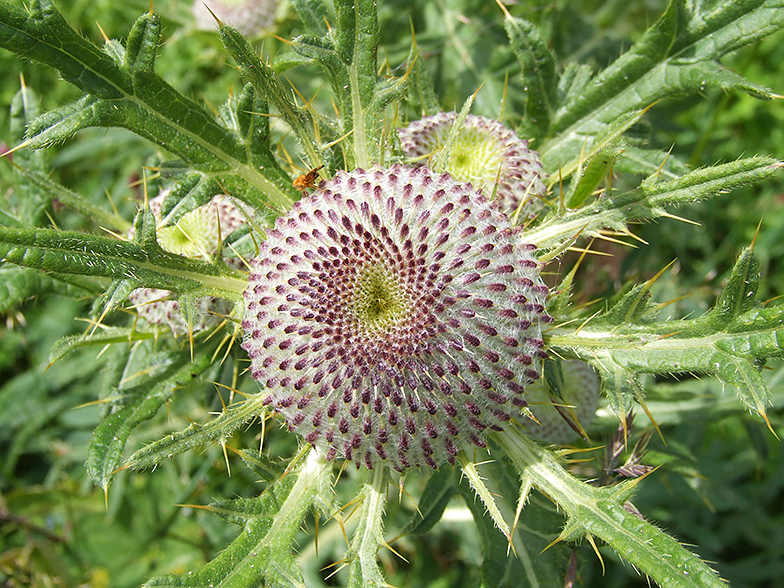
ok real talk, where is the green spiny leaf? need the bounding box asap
[0,0,127,99]
[289,0,331,37]
[218,21,322,166]
[49,326,151,364]
[496,429,726,588]
[145,449,329,588]
[234,448,286,483]
[526,157,781,251]
[125,393,269,472]
[346,467,388,588]
[158,173,221,226]
[14,166,132,232]
[643,157,783,208]
[0,2,297,208]
[553,0,680,133]
[541,0,781,172]
[9,84,48,225]
[402,467,457,536]
[565,138,626,209]
[124,10,159,74]
[548,251,783,418]
[459,457,567,588]
[0,223,247,297]
[712,351,771,417]
[0,266,98,314]
[405,36,439,118]
[431,93,475,173]
[600,283,656,326]
[712,248,760,320]
[233,83,271,157]
[503,13,556,139]
[596,356,639,419]
[87,343,215,488]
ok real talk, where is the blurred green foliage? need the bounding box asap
[1,1,783,586]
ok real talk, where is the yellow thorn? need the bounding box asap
[202,3,222,26]
[323,561,349,580]
[586,534,605,574]
[654,294,690,311]
[95,21,110,43]
[324,128,355,150]
[335,514,350,548]
[540,532,564,554]
[659,210,701,226]
[637,397,665,445]
[263,30,294,46]
[493,0,512,19]
[566,246,614,257]
[653,144,675,180]
[751,217,764,250]
[400,485,422,520]
[221,439,231,476]
[573,309,603,336]
[645,258,677,288]
[0,137,34,159]
[761,410,778,439]
[593,232,638,248]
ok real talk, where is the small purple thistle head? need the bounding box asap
[398,112,547,215]
[242,164,551,470]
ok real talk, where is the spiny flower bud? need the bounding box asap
[242,164,550,470]
[398,112,547,215]
[192,0,278,36]
[524,360,600,444]
[129,193,246,336]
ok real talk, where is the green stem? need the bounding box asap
[348,62,369,169]
[346,466,388,588]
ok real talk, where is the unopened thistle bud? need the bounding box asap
[242,164,550,470]
[399,112,547,215]
[192,0,278,36]
[524,360,600,444]
[129,193,246,336]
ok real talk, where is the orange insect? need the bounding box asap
[293,165,325,195]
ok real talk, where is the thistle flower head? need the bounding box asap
[242,164,550,470]
[129,193,246,336]
[192,0,278,36]
[399,112,547,215]
[524,360,600,444]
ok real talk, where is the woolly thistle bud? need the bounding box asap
[192,0,278,36]
[524,360,600,444]
[241,164,551,471]
[398,112,547,215]
[128,193,246,336]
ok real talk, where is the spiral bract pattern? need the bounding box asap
[399,112,547,215]
[242,165,550,470]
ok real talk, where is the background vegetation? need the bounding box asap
[1,0,783,586]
